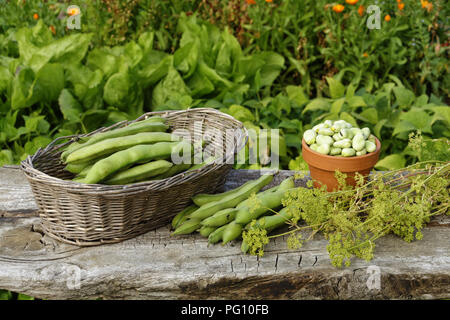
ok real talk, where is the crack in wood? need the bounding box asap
[2,165,20,169]
[333,277,342,298]
[1,209,38,218]
[312,256,318,266]
[0,249,80,262]
[275,254,279,272]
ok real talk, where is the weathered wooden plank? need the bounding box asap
[0,166,38,217]
[0,216,449,300]
[0,167,449,300]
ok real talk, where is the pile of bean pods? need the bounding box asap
[303,120,377,157]
[61,116,209,184]
[171,173,296,251]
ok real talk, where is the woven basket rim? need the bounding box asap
[21,108,248,193]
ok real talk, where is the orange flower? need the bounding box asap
[246,0,256,4]
[396,0,401,2]
[358,5,365,16]
[68,7,80,16]
[332,4,345,13]
[420,0,432,11]
[49,25,56,35]
[398,2,404,10]
[265,0,273,2]
[384,14,391,22]
[33,13,39,20]
[363,52,369,58]
[346,0,358,5]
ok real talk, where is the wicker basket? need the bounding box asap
[21,108,247,246]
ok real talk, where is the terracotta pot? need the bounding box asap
[301,137,381,192]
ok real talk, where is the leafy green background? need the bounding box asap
[1,8,448,170]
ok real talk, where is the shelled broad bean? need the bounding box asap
[303,120,377,156]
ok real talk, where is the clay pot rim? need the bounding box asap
[302,137,381,160]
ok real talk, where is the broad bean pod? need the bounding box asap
[188,174,274,220]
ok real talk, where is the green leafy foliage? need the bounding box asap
[215,76,449,170]
[0,289,35,300]
[0,14,286,164]
[0,2,448,170]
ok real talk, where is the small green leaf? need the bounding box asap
[204,100,224,109]
[347,96,367,108]
[288,155,308,171]
[226,105,255,122]
[0,66,12,94]
[0,149,14,167]
[375,154,406,170]
[0,289,14,300]
[392,121,416,136]
[374,119,388,138]
[271,93,291,116]
[414,94,429,107]
[284,134,303,151]
[24,136,52,156]
[330,98,345,114]
[87,48,118,78]
[137,55,172,87]
[11,67,36,109]
[358,108,378,124]
[345,83,356,100]
[215,41,232,76]
[326,77,345,99]
[17,293,35,300]
[152,67,190,107]
[187,71,214,97]
[124,41,143,68]
[82,110,109,132]
[278,119,302,131]
[302,98,330,114]
[288,57,307,76]
[23,114,49,133]
[198,61,233,88]
[174,40,199,78]
[285,85,309,107]
[399,109,433,134]
[393,87,415,108]
[426,106,450,125]
[138,31,155,53]
[58,89,82,123]
[34,63,65,103]
[388,75,404,87]
[253,69,261,92]
[9,127,28,141]
[103,71,130,107]
[258,63,284,88]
